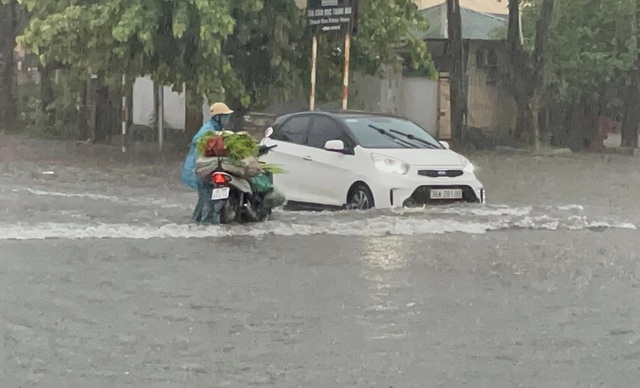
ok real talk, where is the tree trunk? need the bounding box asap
[559,96,590,152]
[549,100,569,146]
[39,64,56,128]
[153,80,160,142]
[507,0,530,142]
[564,98,582,151]
[622,78,640,148]
[621,0,640,148]
[530,91,541,148]
[126,76,134,130]
[0,0,18,129]
[446,0,466,145]
[507,0,554,149]
[227,95,248,132]
[77,80,89,140]
[514,94,533,144]
[530,0,555,150]
[91,72,111,143]
[507,0,521,52]
[185,81,203,139]
[569,92,601,152]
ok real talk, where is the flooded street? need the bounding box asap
[2,138,640,387]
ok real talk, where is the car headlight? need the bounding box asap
[371,153,410,175]
[460,156,475,174]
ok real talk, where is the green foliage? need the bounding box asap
[221,131,259,160]
[15,67,122,139]
[488,25,508,40]
[522,0,637,102]
[17,0,433,112]
[16,71,80,139]
[353,0,433,76]
[550,0,635,99]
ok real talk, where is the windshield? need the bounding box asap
[341,116,443,149]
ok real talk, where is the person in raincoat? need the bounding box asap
[180,102,234,224]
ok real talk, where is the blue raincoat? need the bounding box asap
[180,118,221,189]
[181,118,223,224]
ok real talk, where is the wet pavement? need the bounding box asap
[2,136,640,387]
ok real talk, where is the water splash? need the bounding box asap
[0,185,634,240]
[0,215,634,240]
[4,186,192,210]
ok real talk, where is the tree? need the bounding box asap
[536,0,636,150]
[506,0,555,150]
[19,0,432,124]
[0,0,19,130]
[621,0,640,148]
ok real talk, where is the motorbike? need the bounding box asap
[208,145,279,224]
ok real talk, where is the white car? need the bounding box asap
[260,111,485,210]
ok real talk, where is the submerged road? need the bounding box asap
[1,137,640,387]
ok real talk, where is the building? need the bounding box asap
[297,0,510,16]
[414,0,508,17]
[351,1,515,143]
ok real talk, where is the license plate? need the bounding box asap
[430,188,463,200]
[211,187,230,200]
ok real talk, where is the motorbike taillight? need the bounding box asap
[212,173,227,185]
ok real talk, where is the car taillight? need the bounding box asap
[212,173,227,185]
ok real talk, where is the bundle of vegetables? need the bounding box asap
[195,130,285,177]
[196,131,259,160]
[196,131,223,157]
[221,131,259,160]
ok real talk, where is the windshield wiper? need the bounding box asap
[388,129,441,149]
[368,125,418,149]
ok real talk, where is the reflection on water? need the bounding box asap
[361,236,408,272]
[356,237,415,341]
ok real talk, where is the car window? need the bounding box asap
[272,116,311,145]
[307,116,348,149]
[342,116,443,149]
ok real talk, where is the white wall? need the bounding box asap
[399,77,438,135]
[132,76,187,130]
[351,71,439,137]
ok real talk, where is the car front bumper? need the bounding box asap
[370,172,485,208]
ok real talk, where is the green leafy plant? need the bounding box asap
[221,132,259,160]
[18,0,433,113]
[260,163,287,174]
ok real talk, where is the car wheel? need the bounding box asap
[347,183,374,210]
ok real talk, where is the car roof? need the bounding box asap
[274,110,408,123]
[325,110,407,119]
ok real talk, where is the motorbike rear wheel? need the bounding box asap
[219,191,241,224]
[256,208,271,222]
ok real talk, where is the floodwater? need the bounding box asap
[2,136,640,387]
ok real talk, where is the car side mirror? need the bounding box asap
[264,127,273,139]
[439,140,450,150]
[324,140,346,152]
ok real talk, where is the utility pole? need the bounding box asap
[310,34,318,111]
[341,32,351,110]
[446,0,467,145]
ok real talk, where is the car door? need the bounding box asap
[301,116,360,206]
[261,115,315,203]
